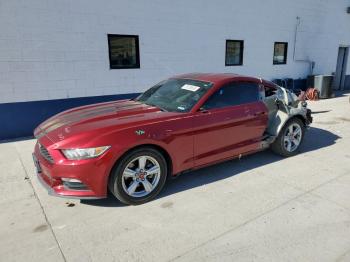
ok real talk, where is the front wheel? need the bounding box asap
[271,118,305,157]
[109,147,167,205]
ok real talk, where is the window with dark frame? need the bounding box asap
[225,40,244,66]
[108,34,140,69]
[203,82,259,110]
[273,42,288,65]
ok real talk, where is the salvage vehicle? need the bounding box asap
[33,73,312,205]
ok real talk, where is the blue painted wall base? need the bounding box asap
[0,93,140,141]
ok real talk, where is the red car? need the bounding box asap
[33,73,312,205]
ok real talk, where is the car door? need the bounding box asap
[193,81,268,167]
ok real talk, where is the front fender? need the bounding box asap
[99,125,185,176]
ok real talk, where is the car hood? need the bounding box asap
[34,99,167,144]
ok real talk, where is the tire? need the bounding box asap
[108,147,168,205]
[271,117,305,157]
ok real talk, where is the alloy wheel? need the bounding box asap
[121,156,161,198]
[283,123,302,152]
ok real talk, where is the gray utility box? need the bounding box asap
[314,75,334,99]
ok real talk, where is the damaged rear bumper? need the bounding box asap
[306,109,313,125]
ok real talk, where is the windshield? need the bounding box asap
[136,78,213,112]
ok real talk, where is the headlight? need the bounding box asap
[61,146,111,160]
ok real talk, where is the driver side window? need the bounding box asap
[203,82,259,110]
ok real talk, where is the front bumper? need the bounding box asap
[32,140,111,199]
[34,155,101,200]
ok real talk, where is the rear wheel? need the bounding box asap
[109,147,167,205]
[271,118,305,157]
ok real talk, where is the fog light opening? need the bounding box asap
[61,178,82,183]
[61,178,88,190]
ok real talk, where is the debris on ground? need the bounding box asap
[65,202,75,207]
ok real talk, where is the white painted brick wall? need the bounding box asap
[0,0,349,103]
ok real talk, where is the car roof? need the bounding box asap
[172,73,278,89]
[172,73,258,84]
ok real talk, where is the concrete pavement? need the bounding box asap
[1,93,350,262]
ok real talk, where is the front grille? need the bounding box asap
[39,143,54,163]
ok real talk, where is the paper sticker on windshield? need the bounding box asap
[181,84,200,92]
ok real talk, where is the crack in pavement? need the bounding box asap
[336,247,350,262]
[15,143,67,262]
[268,171,350,214]
[169,172,350,262]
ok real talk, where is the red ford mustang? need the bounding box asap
[33,73,312,205]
